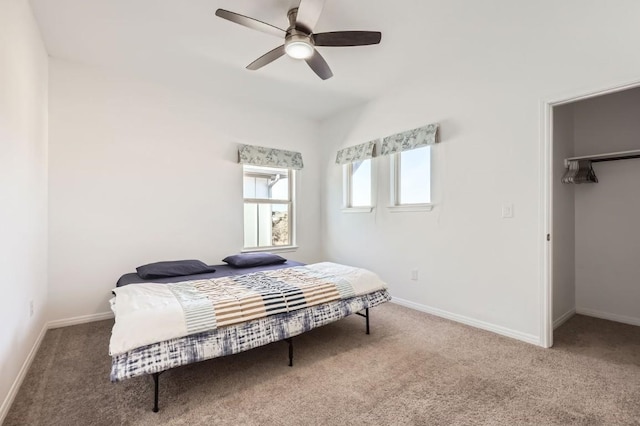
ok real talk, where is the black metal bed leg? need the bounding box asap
[365,308,370,335]
[286,338,293,367]
[356,308,370,334]
[152,373,160,413]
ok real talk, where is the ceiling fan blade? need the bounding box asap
[215,9,286,38]
[246,45,286,70]
[295,0,325,32]
[314,31,382,47]
[305,49,333,80]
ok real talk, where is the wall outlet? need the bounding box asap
[411,269,419,281]
[29,300,34,317]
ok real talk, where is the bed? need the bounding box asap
[109,260,391,412]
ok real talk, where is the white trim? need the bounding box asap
[540,99,553,348]
[342,164,349,208]
[391,297,540,346]
[241,245,299,254]
[546,79,640,107]
[553,309,576,329]
[0,323,47,424]
[47,311,114,329]
[291,169,297,248]
[390,153,399,205]
[341,207,374,213]
[576,307,640,327]
[387,204,434,213]
[540,77,640,350]
[242,198,290,205]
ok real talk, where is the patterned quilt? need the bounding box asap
[109,262,388,356]
[111,289,391,381]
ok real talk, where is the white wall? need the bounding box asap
[552,104,575,326]
[0,0,49,419]
[48,59,323,321]
[319,2,640,344]
[573,88,640,325]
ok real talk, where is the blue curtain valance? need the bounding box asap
[238,144,303,170]
[380,123,439,156]
[335,140,377,165]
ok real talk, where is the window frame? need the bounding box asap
[342,159,374,213]
[242,165,297,252]
[388,146,434,212]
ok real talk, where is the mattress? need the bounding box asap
[110,262,388,355]
[116,260,306,287]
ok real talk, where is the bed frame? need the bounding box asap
[146,308,371,412]
[111,262,390,412]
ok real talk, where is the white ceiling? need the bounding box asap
[29,0,640,121]
[31,0,419,120]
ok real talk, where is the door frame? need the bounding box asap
[540,78,640,348]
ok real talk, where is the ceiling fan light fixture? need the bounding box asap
[215,1,382,79]
[285,40,314,59]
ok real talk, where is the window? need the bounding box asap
[391,146,432,207]
[343,158,373,210]
[243,165,294,249]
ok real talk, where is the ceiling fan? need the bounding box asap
[215,0,382,80]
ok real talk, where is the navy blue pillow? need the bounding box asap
[222,253,286,268]
[136,260,216,279]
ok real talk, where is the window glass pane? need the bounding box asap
[243,165,289,201]
[243,203,258,248]
[270,175,289,201]
[271,204,290,246]
[243,176,256,199]
[255,177,270,199]
[257,204,272,246]
[244,203,291,247]
[399,146,431,204]
[351,159,372,207]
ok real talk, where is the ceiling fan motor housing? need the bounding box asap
[285,9,315,60]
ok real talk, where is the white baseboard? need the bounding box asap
[553,308,576,329]
[0,323,48,425]
[47,311,114,329]
[390,297,541,346]
[576,307,640,327]
[1,311,114,422]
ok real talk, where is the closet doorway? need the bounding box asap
[545,83,640,347]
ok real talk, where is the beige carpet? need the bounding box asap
[4,303,640,425]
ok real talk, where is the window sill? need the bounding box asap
[241,245,299,254]
[341,207,374,214]
[387,204,434,213]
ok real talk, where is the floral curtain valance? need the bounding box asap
[238,144,304,170]
[380,123,439,156]
[335,140,377,165]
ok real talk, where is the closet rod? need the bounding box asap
[564,149,640,167]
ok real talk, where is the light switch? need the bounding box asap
[502,203,514,219]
